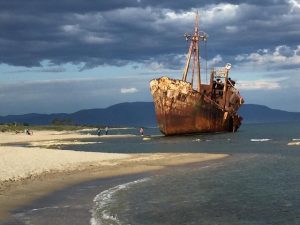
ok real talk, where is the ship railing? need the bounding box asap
[212,67,238,90]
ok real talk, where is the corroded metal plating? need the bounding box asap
[150,77,243,135]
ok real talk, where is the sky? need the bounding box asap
[0,0,300,115]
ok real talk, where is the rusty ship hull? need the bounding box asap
[149,12,243,136]
[150,77,242,135]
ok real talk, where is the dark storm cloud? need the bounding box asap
[0,0,299,69]
[0,1,136,13]
[0,0,287,13]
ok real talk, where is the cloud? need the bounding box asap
[0,78,149,115]
[1,0,300,114]
[120,87,138,94]
[207,54,223,67]
[7,67,66,74]
[0,1,298,70]
[237,79,284,90]
[234,45,300,70]
[201,3,239,25]
[289,0,300,12]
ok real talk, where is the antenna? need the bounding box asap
[182,11,208,92]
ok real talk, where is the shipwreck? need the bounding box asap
[150,13,244,135]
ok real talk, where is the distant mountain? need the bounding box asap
[70,102,156,126]
[0,102,299,126]
[238,104,300,124]
[0,102,156,127]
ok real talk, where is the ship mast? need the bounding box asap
[182,11,208,92]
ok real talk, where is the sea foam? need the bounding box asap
[287,142,300,146]
[90,177,150,225]
[250,139,271,142]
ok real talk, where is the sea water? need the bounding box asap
[6,122,300,225]
[86,122,300,225]
[66,122,299,154]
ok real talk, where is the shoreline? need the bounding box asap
[0,129,137,145]
[0,130,228,221]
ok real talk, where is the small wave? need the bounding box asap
[143,137,151,141]
[90,177,150,225]
[193,139,212,142]
[287,142,300,146]
[193,139,201,142]
[31,205,71,212]
[250,139,271,142]
[292,138,300,141]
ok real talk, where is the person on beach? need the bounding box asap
[105,126,109,135]
[97,128,102,136]
[140,127,144,136]
[25,129,33,135]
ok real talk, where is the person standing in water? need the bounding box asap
[105,126,109,135]
[139,127,144,136]
[97,128,102,136]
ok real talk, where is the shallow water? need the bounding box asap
[101,154,300,225]
[63,122,300,155]
[3,122,300,225]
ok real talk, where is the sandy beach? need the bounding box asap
[0,130,227,221]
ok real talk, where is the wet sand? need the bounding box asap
[0,130,228,221]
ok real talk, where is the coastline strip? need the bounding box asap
[0,131,228,221]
